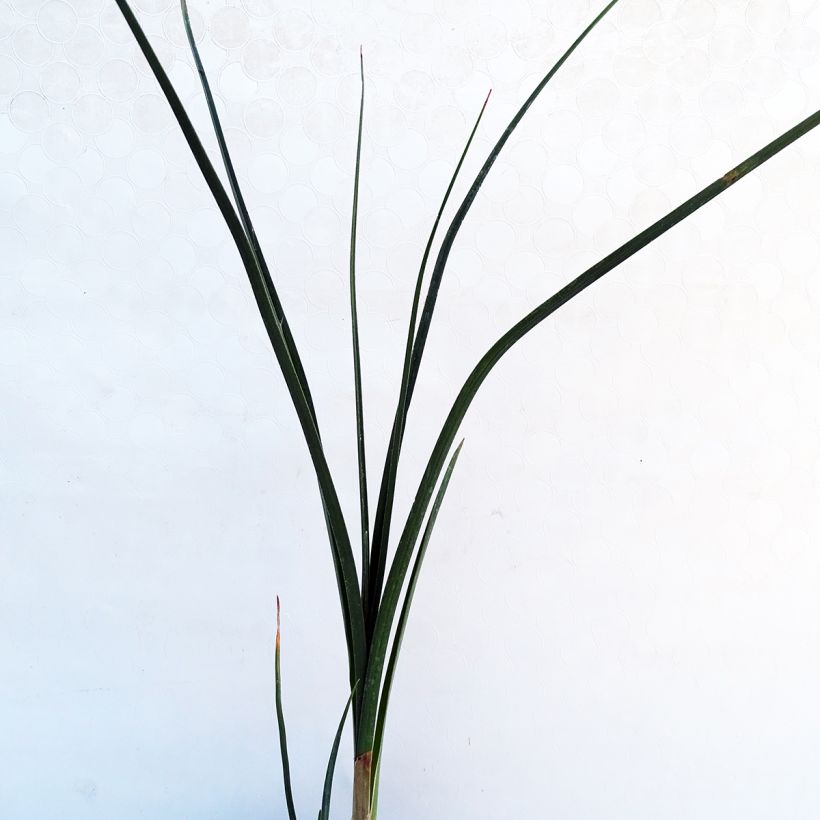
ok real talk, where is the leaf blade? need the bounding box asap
[180,0,319,428]
[358,105,820,756]
[115,0,367,710]
[276,598,298,820]
[319,683,358,820]
[350,48,370,602]
[370,440,465,791]
[178,3,365,702]
[367,90,491,636]
[405,0,624,403]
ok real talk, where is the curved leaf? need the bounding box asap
[358,106,820,755]
[114,0,367,705]
[319,683,358,820]
[350,49,370,600]
[275,598,298,820]
[367,0,623,633]
[367,90,491,636]
[371,440,465,790]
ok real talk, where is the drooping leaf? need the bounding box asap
[357,106,820,756]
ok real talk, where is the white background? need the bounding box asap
[4,0,820,817]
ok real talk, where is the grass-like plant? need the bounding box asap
[112,0,820,817]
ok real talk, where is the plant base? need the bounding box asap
[352,752,372,820]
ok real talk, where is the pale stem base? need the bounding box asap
[352,752,373,820]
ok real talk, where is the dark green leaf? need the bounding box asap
[319,682,358,820]
[114,0,367,709]
[275,598,298,820]
[367,91,491,637]
[350,49,370,603]
[371,440,465,789]
[358,106,820,756]
[179,0,318,427]
[179,0,363,717]
[406,0,623,404]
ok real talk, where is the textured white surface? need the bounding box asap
[4,0,820,817]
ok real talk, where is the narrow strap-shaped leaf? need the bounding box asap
[357,107,820,756]
[350,49,370,601]
[319,683,358,820]
[371,440,464,788]
[367,91,491,638]
[179,0,319,428]
[275,598,298,820]
[114,0,367,708]
[405,0,623,405]
[178,0,361,717]
[368,0,621,628]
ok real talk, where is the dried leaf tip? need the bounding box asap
[276,595,281,647]
[484,88,493,106]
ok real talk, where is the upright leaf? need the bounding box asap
[406,0,623,402]
[367,0,624,625]
[180,0,318,427]
[371,440,465,790]
[350,48,370,600]
[367,91,491,636]
[114,0,367,709]
[275,598,298,820]
[319,683,358,820]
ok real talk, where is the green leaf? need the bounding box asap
[405,0,623,403]
[367,90,491,637]
[358,0,623,755]
[114,0,367,711]
[357,106,820,756]
[275,598,298,820]
[178,0,318,426]
[179,0,364,717]
[371,440,465,790]
[350,48,370,603]
[319,682,358,820]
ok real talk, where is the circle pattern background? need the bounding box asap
[4,2,820,820]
